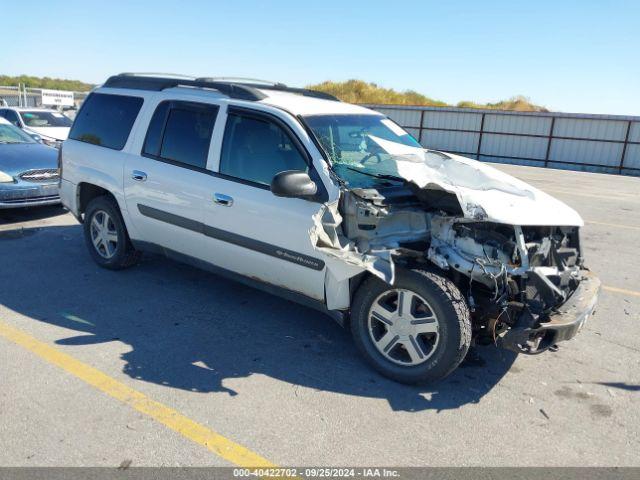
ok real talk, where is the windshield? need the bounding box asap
[20,110,73,128]
[303,114,422,187]
[0,123,37,144]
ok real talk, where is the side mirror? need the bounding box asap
[271,170,317,200]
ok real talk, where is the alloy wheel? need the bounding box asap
[89,210,118,259]
[367,289,440,366]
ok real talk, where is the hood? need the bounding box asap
[24,126,70,141]
[364,136,584,227]
[0,143,59,175]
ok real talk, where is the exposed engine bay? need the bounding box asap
[314,181,593,355]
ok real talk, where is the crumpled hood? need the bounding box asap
[24,126,70,141]
[366,136,584,227]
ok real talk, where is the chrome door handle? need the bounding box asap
[131,170,147,182]
[213,193,233,207]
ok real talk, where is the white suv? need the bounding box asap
[60,73,600,384]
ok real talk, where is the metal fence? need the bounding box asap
[1,88,638,176]
[0,85,88,109]
[0,86,29,107]
[366,105,640,176]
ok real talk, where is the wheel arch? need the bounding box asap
[77,183,115,219]
[77,182,140,239]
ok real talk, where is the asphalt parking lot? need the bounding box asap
[0,163,638,467]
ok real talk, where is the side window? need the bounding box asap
[142,101,218,170]
[69,93,143,149]
[219,112,308,186]
[5,110,21,127]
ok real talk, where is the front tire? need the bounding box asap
[83,196,141,270]
[351,268,471,384]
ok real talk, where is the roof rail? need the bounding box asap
[118,72,197,80]
[102,73,340,102]
[198,78,339,102]
[102,74,266,101]
[243,83,340,102]
[201,77,287,87]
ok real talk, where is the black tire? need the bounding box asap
[83,195,141,270]
[350,268,471,384]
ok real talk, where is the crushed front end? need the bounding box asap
[427,218,601,354]
[313,176,600,355]
[301,112,599,355]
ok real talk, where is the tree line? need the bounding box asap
[307,79,547,112]
[0,75,94,92]
[1,75,547,111]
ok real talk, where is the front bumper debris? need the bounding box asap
[498,271,601,354]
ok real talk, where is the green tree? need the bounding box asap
[0,75,94,91]
[308,80,547,111]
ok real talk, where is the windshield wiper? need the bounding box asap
[344,165,405,183]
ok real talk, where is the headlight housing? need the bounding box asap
[0,170,14,183]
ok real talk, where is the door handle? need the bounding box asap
[131,170,147,182]
[213,193,233,207]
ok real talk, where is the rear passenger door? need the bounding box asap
[123,100,219,259]
[201,107,327,302]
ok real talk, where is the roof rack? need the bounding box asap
[118,72,197,80]
[199,77,338,101]
[102,73,340,102]
[102,74,266,101]
[203,77,287,87]
[218,81,340,102]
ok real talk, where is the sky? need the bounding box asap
[2,0,638,115]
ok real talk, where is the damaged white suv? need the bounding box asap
[60,74,601,384]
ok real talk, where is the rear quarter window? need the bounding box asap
[69,93,143,150]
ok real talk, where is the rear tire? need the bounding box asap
[83,196,141,270]
[350,268,471,384]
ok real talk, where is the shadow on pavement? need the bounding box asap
[0,221,518,412]
[596,382,640,392]
[0,205,67,225]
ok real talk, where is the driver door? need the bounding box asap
[200,107,328,302]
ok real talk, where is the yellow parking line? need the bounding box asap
[586,220,640,231]
[603,286,640,298]
[0,319,276,468]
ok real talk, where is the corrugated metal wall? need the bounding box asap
[366,105,640,176]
